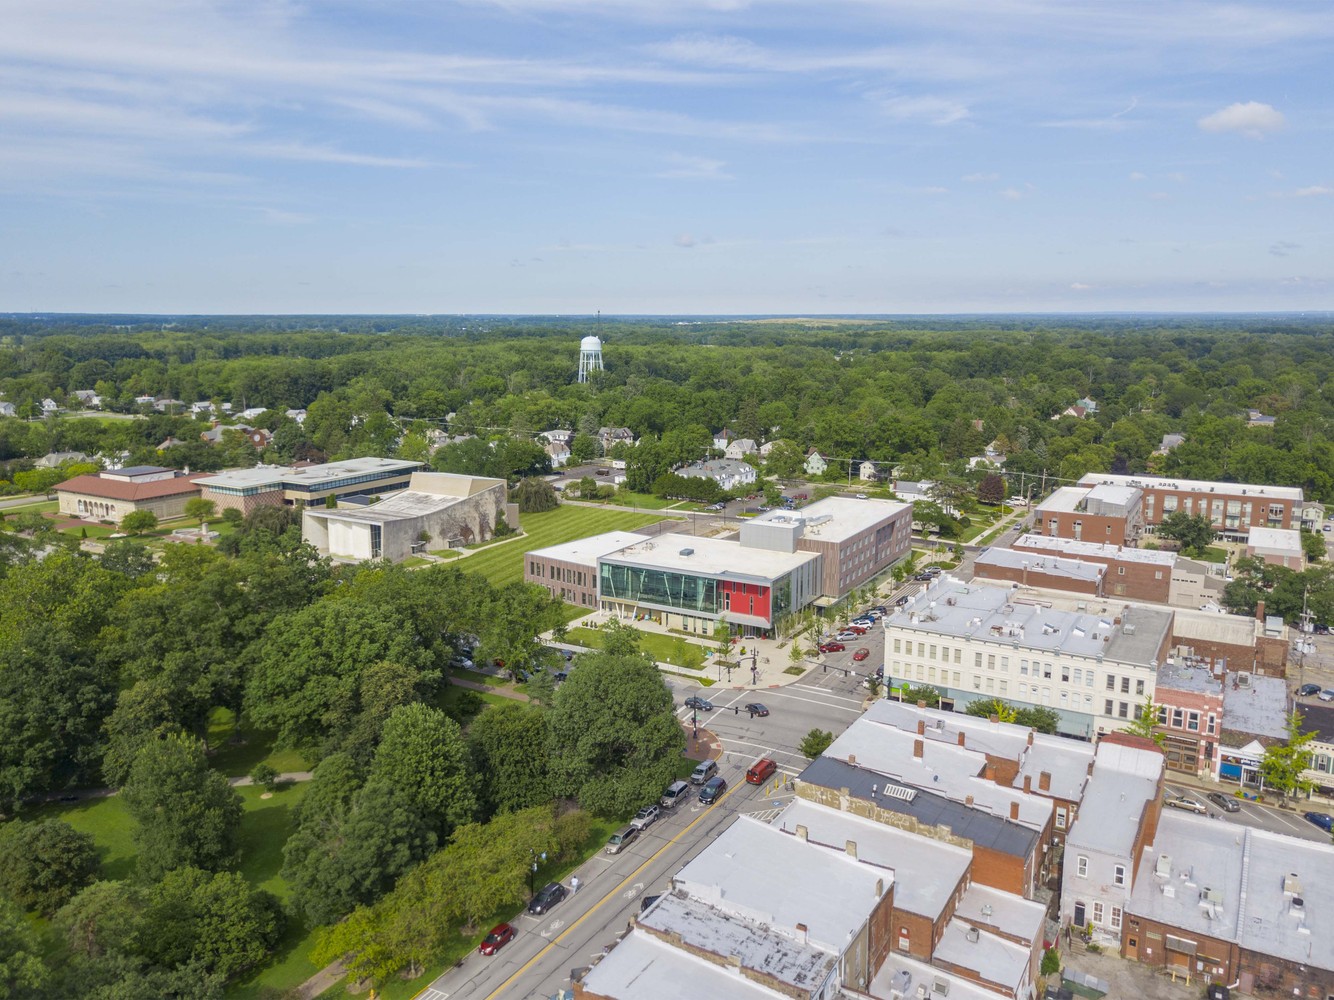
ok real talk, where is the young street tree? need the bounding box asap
[1119,696,1166,746]
[121,731,244,882]
[1260,711,1318,804]
[799,728,835,759]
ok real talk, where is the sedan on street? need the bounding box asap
[743,702,769,717]
[527,881,567,915]
[479,923,516,955]
[853,648,871,661]
[1298,683,1323,697]
[684,696,714,712]
[1164,794,1207,814]
[1320,690,1334,702]
[1305,811,1334,833]
[819,641,846,653]
[835,630,859,641]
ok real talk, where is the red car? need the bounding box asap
[479,923,516,955]
[819,641,846,653]
[847,624,869,635]
[853,648,871,661]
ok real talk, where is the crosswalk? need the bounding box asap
[418,988,450,1000]
[745,807,786,823]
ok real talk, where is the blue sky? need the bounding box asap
[1,0,1331,314]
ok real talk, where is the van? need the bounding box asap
[690,760,718,785]
[660,780,691,809]
[606,825,639,855]
[746,758,777,785]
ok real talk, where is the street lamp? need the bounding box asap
[528,848,547,896]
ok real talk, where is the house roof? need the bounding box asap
[1222,672,1289,740]
[56,472,205,501]
[580,930,793,1000]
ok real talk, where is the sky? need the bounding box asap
[1,0,1331,315]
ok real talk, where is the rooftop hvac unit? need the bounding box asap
[1292,896,1305,911]
[965,927,981,943]
[1202,887,1223,905]
[1155,854,1172,879]
[678,547,694,556]
[980,904,993,917]
[1283,873,1303,895]
[933,977,951,996]
[917,985,930,1000]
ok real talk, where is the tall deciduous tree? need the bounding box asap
[1156,511,1215,556]
[119,510,159,535]
[0,895,49,995]
[369,704,476,839]
[121,731,243,881]
[468,702,551,817]
[0,818,101,915]
[545,652,683,816]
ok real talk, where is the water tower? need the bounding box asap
[578,334,604,383]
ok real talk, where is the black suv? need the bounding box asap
[527,881,567,915]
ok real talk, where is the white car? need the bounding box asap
[1008,496,1029,506]
[1164,795,1207,814]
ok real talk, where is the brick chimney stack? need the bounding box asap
[917,719,926,736]
[1023,774,1032,793]
[1009,801,1020,820]
[913,739,924,760]
[1039,771,1052,792]
[957,731,966,747]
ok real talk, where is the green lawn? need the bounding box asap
[0,499,59,514]
[457,505,668,587]
[207,708,309,777]
[566,625,710,668]
[1199,546,1228,564]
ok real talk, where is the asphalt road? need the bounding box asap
[415,765,802,1000]
[1163,781,1333,844]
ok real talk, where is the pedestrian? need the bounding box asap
[571,875,580,894]
[734,705,739,715]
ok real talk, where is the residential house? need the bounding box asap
[1246,409,1276,427]
[0,402,15,418]
[40,398,60,415]
[284,408,307,425]
[133,395,156,407]
[597,426,635,452]
[1216,671,1290,789]
[71,389,102,409]
[723,438,757,460]
[858,460,877,481]
[1246,526,1304,570]
[543,440,571,468]
[1151,658,1224,778]
[246,428,273,449]
[1297,703,1334,796]
[34,451,90,469]
[237,406,268,422]
[759,440,780,457]
[804,448,828,477]
[538,429,574,447]
[190,401,217,417]
[1152,433,1185,456]
[675,458,757,493]
[158,436,186,449]
[152,398,185,413]
[712,428,733,451]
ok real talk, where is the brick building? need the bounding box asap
[1033,483,1144,547]
[525,531,649,610]
[1009,534,1176,604]
[1151,659,1224,777]
[1076,472,1303,541]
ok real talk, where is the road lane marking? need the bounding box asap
[469,783,743,1000]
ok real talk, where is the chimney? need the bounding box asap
[984,763,996,780]
[1026,731,1034,747]
[989,714,999,724]
[957,731,966,747]
[1256,600,1266,622]
[796,922,808,944]
[1039,771,1052,792]
[917,719,926,736]
[1010,801,1020,821]
[913,739,924,760]
[1087,759,1095,776]
[1023,774,1032,793]
[846,840,858,859]
[848,754,857,766]
[795,825,808,842]
[966,794,974,807]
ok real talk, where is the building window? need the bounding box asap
[1092,901,1104,924]
[1206,715,1216,735]
[999,680,1008,694]
[1118,566,1125,576]
[1106,675,1116,691]
[1105,699,1114,715]
[1158,706,1169,725]
[929,644,937,660]
[1073,668,1082,686]
[1043,663,1053,679]
[975,652,983,668]
[954,648,962,664]
[1114,865,1126,886]
[1019,683,1029,698]
[987,654,995,670]
[1172,708,1184,728]
[1187,712,1200,732]
[1076,855,1088,877]
[893,639,901,654]
[1120,676,1130,694]
[1136,679,1145,695]
[1110,906,1123,931]
[1020,660,1029,676]
[1119,702,1129,718]
[1056,806,1068,829]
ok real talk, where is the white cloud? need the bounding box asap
[653,154,732,180]
[1295,185,1332,197]
[1070,282,1093,290]
[1269,241,1299,257]
[876,95,970,125]
[675,233,696,248]
[1128,171,1146,181]
[1000,187,1024,201]
[1197,101,1285,139]
[962,172,998,182]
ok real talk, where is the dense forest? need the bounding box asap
[1,314,1332,502]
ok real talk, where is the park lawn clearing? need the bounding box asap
[207,707,309,777]
[565,625,710,668]
[1199,546,1228,563]
[458,505,667,587]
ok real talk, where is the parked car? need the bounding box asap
[1320,690,1334,702]
[527,881,568,915]
[913,572,933,582]
[1207,791,1240,813]
[870,605,888,615]
[855,493,868,499]
[606,825,640,854]
[1165,794,1207,814]
[690,759,719,785]
[1304,811,1334,832]
[660,780,691,809]
[698,775,728,805]
[1315,623,1331,635]
[819,641,846,653]
[684,696,714,711]
[852,647,871,661]
[847,624,869,635]
[835,630,859,641]
[1008,496,1029,506]
[850,617,875,627]
[746,758,778,784]
[479,923,516,955]
[1298,683,1323,697]
[895,595,910,606]
[631,804,660,830]
[743,702,769,717]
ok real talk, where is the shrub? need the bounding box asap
[1040,947,1061,977]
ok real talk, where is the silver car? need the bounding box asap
[630,804,660,830]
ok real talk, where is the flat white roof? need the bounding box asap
[580,930,790,1000]
[1013,534,1176,566]
[304,489,462,524]
[956,882,1046,947]
[1130,814,1334,973]
[674,816,889,953]
[775,799,971,920]
[1078,472,1303,503]
[196,457,420,490]
[1035,486,1090,513]
[871,952,1003,1000]
[1065,741,1163,857]
[1247,526,1303,554]
[887,578,1173,667]
[1087,483,1140,506]
[933,918,1031,993]
[604,531,819,582]
[823,716,1054,830]
[1222,672,1289,739]
[976,547,1104,583]
[527,530,649,568]
[754,495,911,543]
